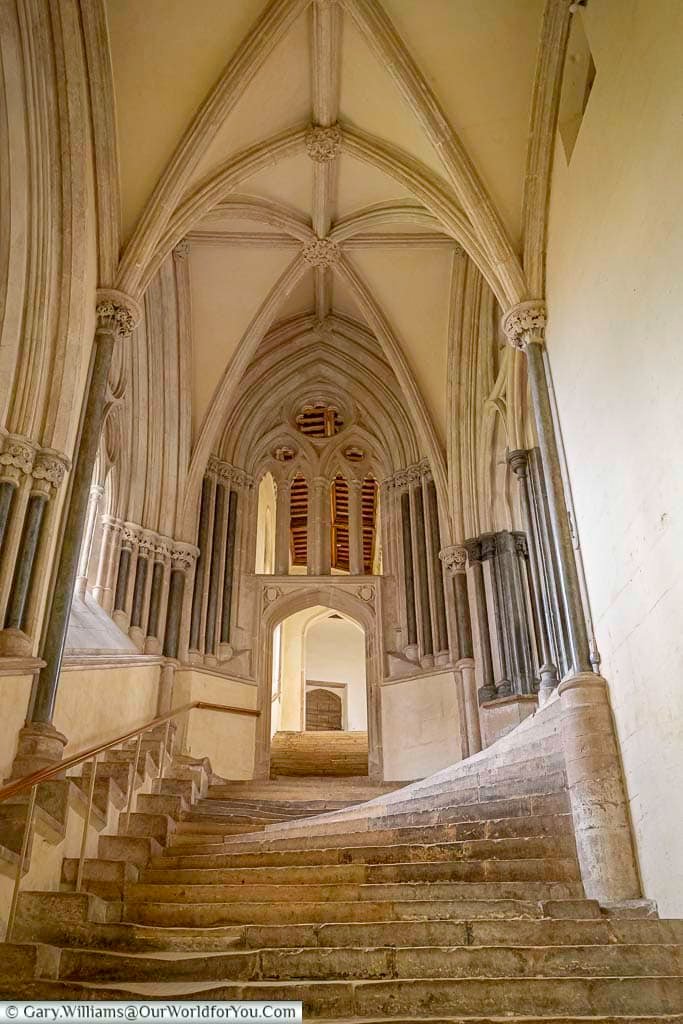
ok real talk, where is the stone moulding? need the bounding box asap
[502,300,547,349]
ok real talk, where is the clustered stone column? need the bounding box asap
[440,544,481,755]
[75,484,104,599]
[0,448,69,656]
[503,299,640,904]
[10,290,141,775]
[157,541,198,714]
[188,457,252,666]
[390,461,449,667]
[462,530,539,704]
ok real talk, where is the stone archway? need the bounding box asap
[254,582,383,781]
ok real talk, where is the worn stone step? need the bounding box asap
[62,858,139,898]
[165,833,577,866]
[104,749,157,782]
[13,914,683,959]
[122,812,176,844]
[141,856,579,887]
[156,828,575,872]
[54,942,683,984]
[136,793,189,818]
[169,826,266,845]
[124,877,583,906]
[122,896,596,928]
[1,977,680,1018]
[72,775,127,816]
[204,794,574,852]
[175,819,276,833]
[98,834,163,867]
[153,778,199,804]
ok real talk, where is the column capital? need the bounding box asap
[464,537,483,565]
[502,300,547,350]
[170,541,199,574]
[121,521,143,548]
[32,448,71,496]
[0,432,37,485]
[507,447,530,478]
[95,289,143,339]
[439,544,467,575]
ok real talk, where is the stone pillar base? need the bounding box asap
[9,722,68,779]
[559,672,641,903]
[457,657,482,756]
[0,628,33,658]
[480,693,537,748]
[156,662,177,715]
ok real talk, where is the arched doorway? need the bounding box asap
[256,585,382,780]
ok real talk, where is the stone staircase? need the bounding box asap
[1,700,682,1019]
[270,729,369,776]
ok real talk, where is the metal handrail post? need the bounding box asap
[76,754,98,891]
[6,784,38,941]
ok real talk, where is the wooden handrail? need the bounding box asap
[0,700,260,804]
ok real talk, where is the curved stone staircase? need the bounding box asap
[1,700,682,1020]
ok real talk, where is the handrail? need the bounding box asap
[0,700,260,804]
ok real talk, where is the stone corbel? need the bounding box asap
[439,544,467,576]
[0,433,37,486]
[95,288,143,341]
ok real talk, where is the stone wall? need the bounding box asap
[545,0,683,915]
[380,669,463,781]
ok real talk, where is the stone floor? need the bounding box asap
[1,717,682,1019]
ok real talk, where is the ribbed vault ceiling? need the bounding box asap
[106,0,544,465]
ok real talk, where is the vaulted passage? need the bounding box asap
[0,0,681,1014]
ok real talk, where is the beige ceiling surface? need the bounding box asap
[107,0,268,241]
[108,0,543,462]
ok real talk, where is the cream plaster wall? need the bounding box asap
[545,0,683,916]
[381,670,462,781]
[305,616,367,730]
[173,668,258,780]
[0,673,33,781]
[55,661,161,755]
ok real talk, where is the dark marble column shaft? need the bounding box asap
[204,482,226,655]
[0,481,16,553]
[453,570,474,659]
[130,555,148,629]
[4,492,48,630]
[189,476,212,651]
[413,485,433,657]
[114,547,131,612]
[163,569,185,660]
[509,449,558,694]
[400,490,417,647]
[220,489,238,644]
[525,340,592,674]
[33,291,139,725]
[146,560,164,639]
[529,447,570,677]
[426,480,448,653]
[465,539,496,701]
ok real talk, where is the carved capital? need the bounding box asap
[507,448,530,478]
[502,300,547,350]
[171,542,198,573]
[154,539,172,562]
[138,531,156,558]
[305,123,342,162]
[302,238,340,268]
[96,289,143,340]
[173,240,191,260]
[0,433,37,483]
[121,522,142,548]
[439,544,467,575]
[32,448,70,492]
[464,538,483,565]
